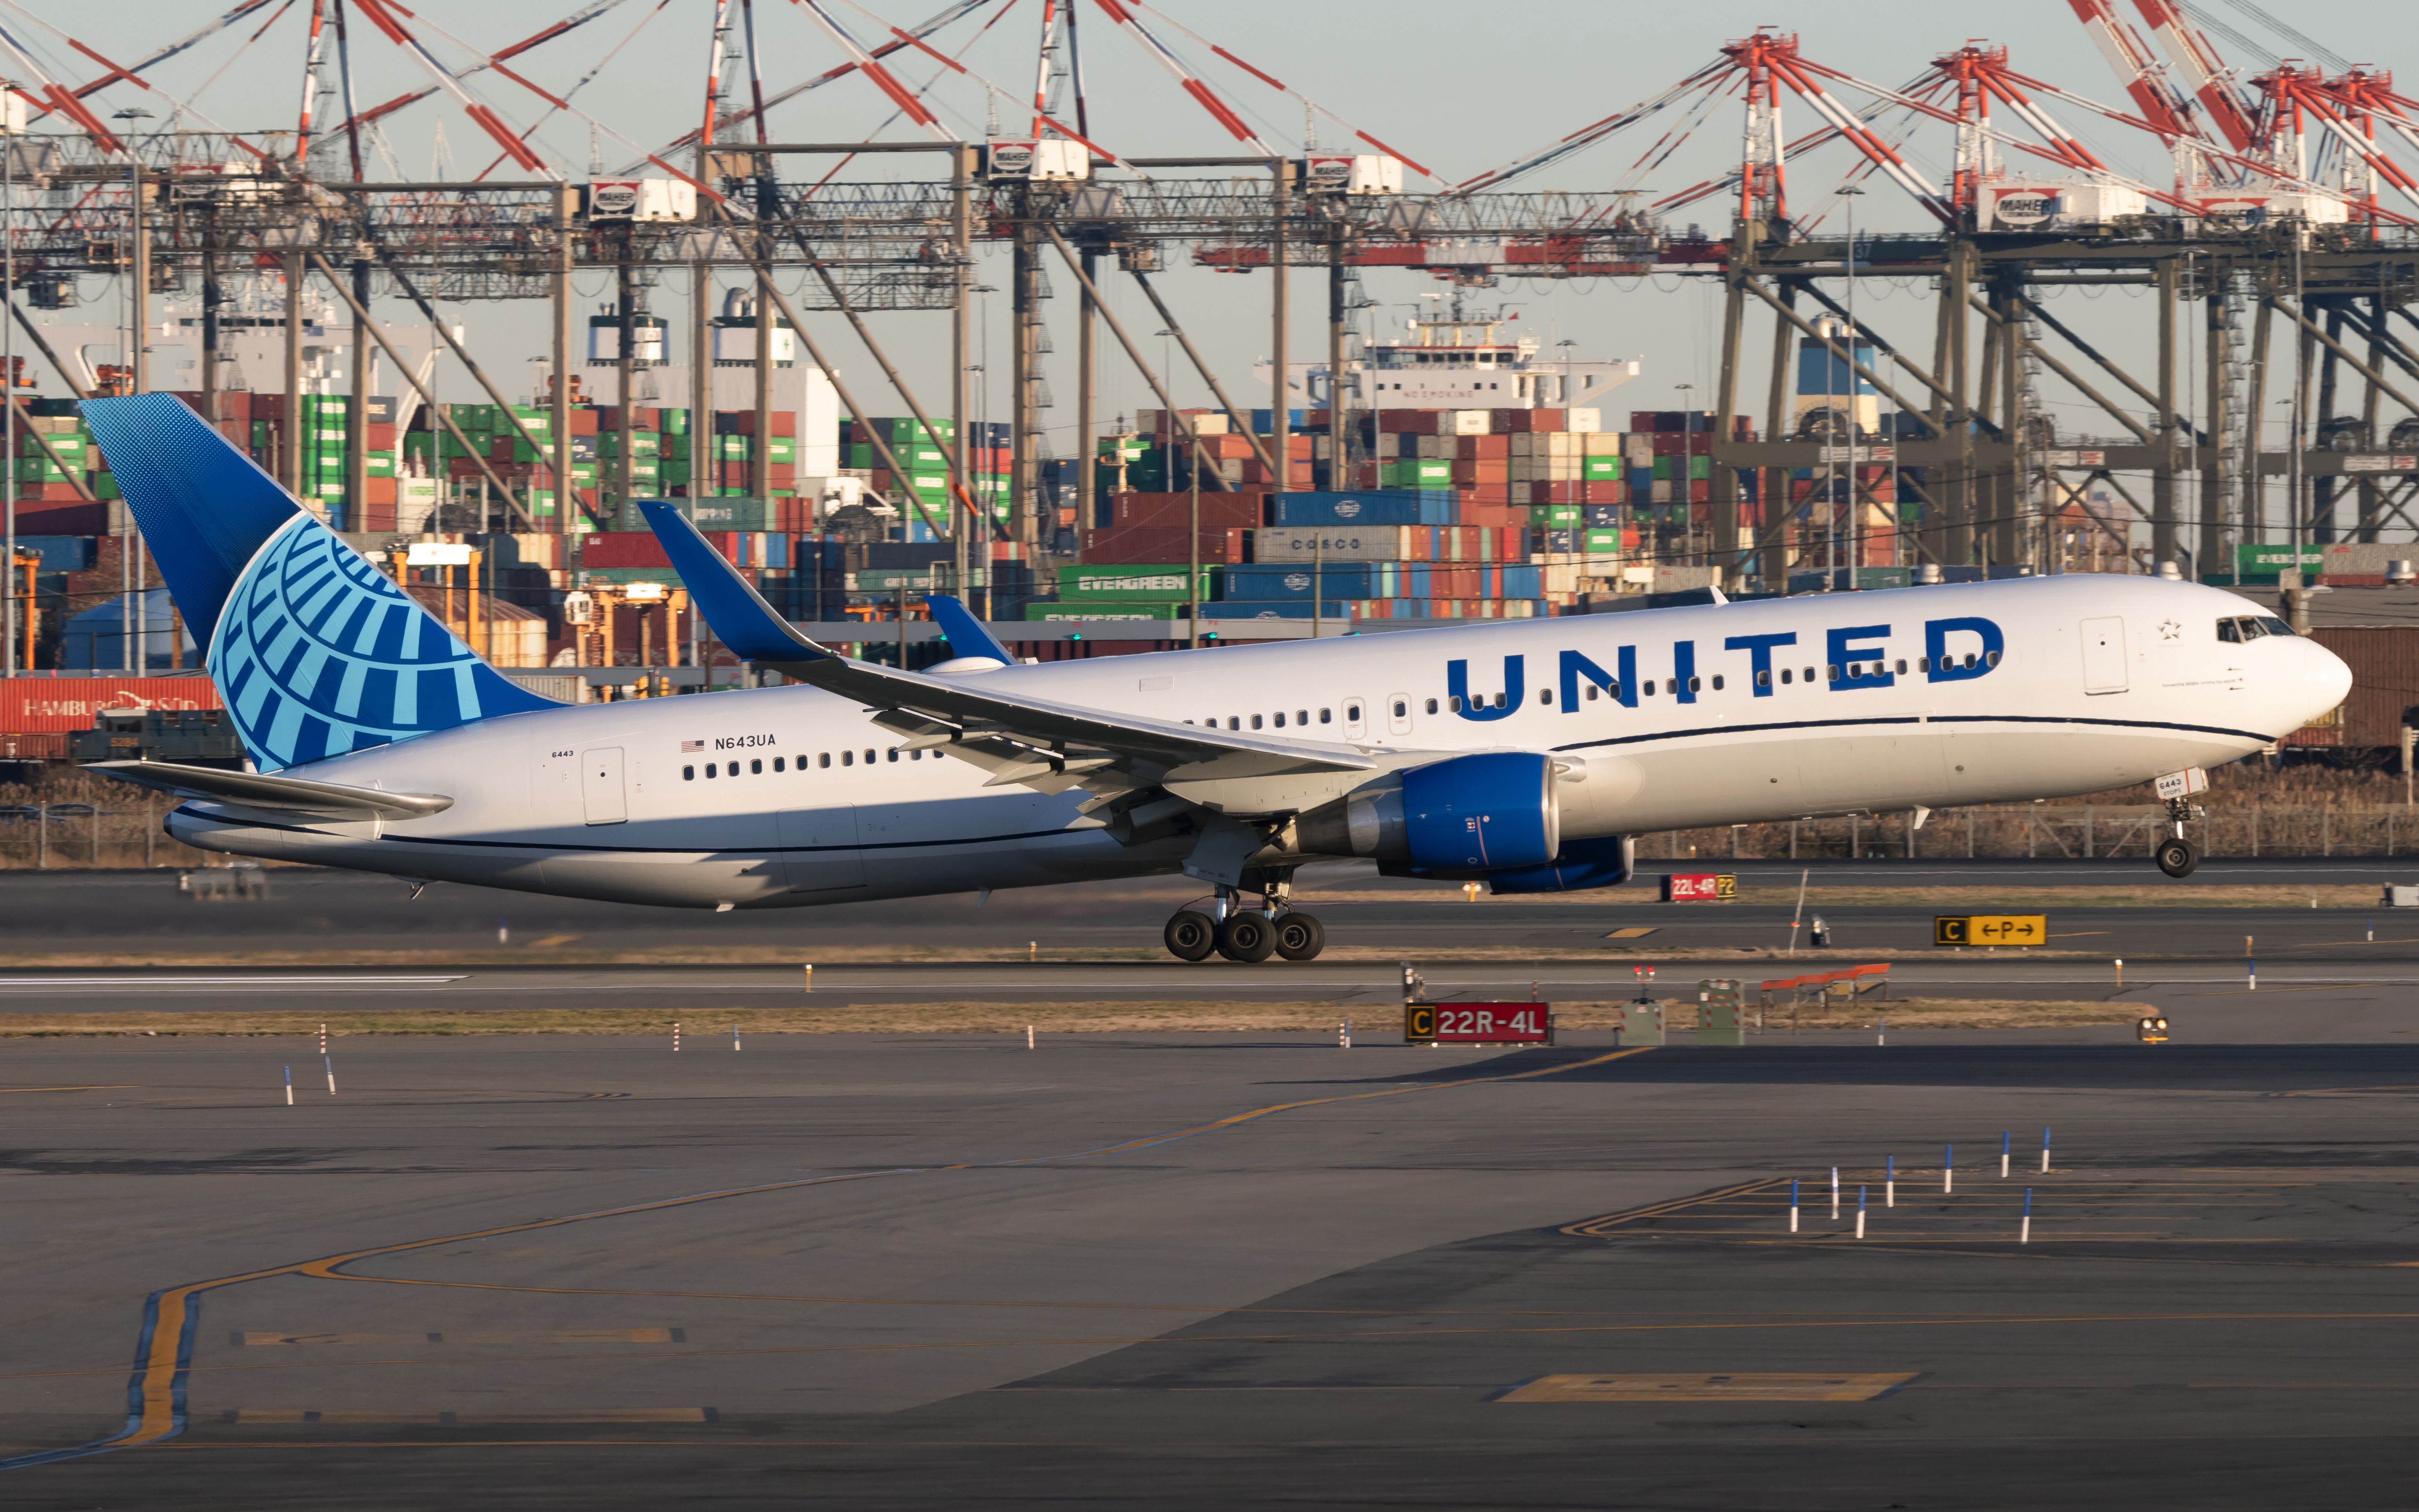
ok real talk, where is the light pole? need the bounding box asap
[970,284,995,550]
[1838,184,1867,582]
[1676,381,1695,567]
[3,95,14,675]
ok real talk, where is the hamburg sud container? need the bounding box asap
[0,677,222,734]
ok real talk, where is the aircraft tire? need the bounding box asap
[1215,912,1278,963]
[1273,913,1326,961]
[1164,910,1219,961]
[2155,835,2199,879]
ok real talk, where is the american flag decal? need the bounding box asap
[680,740,705,752]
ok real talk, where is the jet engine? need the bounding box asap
[1295,752,1559,872]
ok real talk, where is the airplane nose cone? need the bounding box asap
[2297,635,2352,725]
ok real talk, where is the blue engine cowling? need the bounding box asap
[1296,752,1561,871]
[1400,751,1559,870]
[1482,835,1633,894]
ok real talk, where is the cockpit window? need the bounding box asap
[2258,616,2295,637]
[2216,618,2241,643]
[2219,616,2278,643]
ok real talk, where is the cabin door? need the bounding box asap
[580,747,627,825]
[2080,617,2128,694]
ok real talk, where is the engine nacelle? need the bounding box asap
[1297,752,1559,871]
[1482,835,1633,894]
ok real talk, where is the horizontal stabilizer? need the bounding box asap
[86,760,453,821]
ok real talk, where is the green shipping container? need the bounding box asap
[1582,456,1621,481]
[1058,564,1211,602]
[1022,600,1184,621]
[1527,505,1582,527]
[2234,543,2325,580]
[598,430,662,458]
[91,470,121,501]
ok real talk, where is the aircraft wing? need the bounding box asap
[86,759,454,821]
[639,502,1376,799]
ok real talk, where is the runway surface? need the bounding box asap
[7,997,2419,1507]
[8,862,2419,976]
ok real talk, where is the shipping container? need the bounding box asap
[0,676,222,733]
[1266,490,1458,528]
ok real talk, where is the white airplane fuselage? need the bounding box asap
[168,575,2347,908]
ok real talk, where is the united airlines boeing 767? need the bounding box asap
[81,394,2349,961]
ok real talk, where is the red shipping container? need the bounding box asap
[593,406,663,432]
[358,504,398,532]
[216,418,248,445]
[363,477,398,505]
[1495,408,1564,433]
[17,502,107,533]
[1450,460,1508,485]
[1376,411,1440,435]
[1109,491,1266,532]
[0,732,68,760]
[1455,435,1509,460]
[1081,524,1247,565]
[1458,483,1513,505]
[0,676,223,733]
[252,392,285,422]
[1584,481,1624,504]
[366,422,399,450]
[723,410,795,436]
[1430,567,1480,597]
[1238,460,1312,486]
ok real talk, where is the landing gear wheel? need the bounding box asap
[1215,911,1277,963]
[1274,913,1326,961]
[2155,835,2200,879]
[1163,910,1218,961]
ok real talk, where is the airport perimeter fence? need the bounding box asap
[1641,806,2419,864]
[0,775,225,871]
[0,792,2412,871]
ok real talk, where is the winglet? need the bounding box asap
[635,499,829,663]
[925,594,1013,664]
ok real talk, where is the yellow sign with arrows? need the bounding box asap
[1934,914,2048,947]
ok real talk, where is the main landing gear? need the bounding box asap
[2155,794,2202,879]
[1163,877,1325,963]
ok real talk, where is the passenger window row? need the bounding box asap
[1186,708,1336,730]
[682,746,931,781]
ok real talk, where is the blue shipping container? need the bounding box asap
[1267,490,1456,527]
[1201,599,1355,621]
[14,534,94,571]
[1222,564,1428,600]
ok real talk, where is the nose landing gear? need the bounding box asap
[2155,793,2203,878]
[2155,834,2200,878]
[1162,876,1326,962]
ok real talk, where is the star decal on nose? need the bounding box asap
[2157,619,2182,640]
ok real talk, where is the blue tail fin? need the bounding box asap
[925,594,1013,664]
[82,393,555,772]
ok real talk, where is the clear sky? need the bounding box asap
[22,0,2418,467]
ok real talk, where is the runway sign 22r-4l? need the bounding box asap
[1933,914,2048,947]
[1405,1003,1553,1045]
